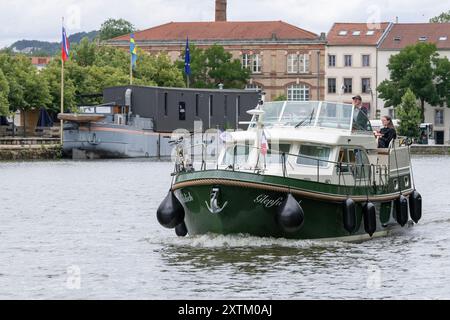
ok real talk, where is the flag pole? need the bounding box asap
[185,37,190,88]
[60,17,65,145]
[130,50,133,85]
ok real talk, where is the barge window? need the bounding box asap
[209,95,214,116]
[224,95,228,117]
[179,102,186,121]
[237,96,241,115]
[195,94,199,117]
[164,92,168,116]
[297,145,331,167]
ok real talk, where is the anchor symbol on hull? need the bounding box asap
[205,187,228,214]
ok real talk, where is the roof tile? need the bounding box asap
[379,23,450,50]
[111,21,319,42]
[327,22,391,45]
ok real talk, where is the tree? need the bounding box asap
[135,52,184,88]
[0,69,9,115]
[377,42,450,122]
[204,45,250,89]
[396,89,421,139]
[176,44,208,87]
[0,53,51,136]
[430,10,450,23]
[41,59,77,112]
[177,44,250,89]
[435,56,450,108]
[2,38,185,118]
[73,37,97,67]
[0,53,51,113]
[100,18,135,41]
[41,41,184,107]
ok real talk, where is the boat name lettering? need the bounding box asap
[254,195,284,208]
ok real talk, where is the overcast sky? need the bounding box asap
[0,0,448,48]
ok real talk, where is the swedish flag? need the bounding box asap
[130,34,137,69]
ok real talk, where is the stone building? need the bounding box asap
[377,23,450,144]
[325,22,392,119]
[107,0,326,102]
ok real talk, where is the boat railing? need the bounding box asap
[242,144,389,189]
[175,139,390,190]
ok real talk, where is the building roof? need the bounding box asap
[327,22,391,46]
[379,23,450,50]
[111,21,319,42]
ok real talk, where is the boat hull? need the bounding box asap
[63,123,174,159]
[172,170,412,240]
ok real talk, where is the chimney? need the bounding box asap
[215,0,227,22]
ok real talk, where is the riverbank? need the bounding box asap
[0,137,62,160]
[410,145,450,155]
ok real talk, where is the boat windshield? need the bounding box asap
[249,101,372,132]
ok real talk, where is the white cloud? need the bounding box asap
[0,0,448,48]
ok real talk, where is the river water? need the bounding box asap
[0,156,448,300]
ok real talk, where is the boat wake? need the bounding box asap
[150,233,354,249]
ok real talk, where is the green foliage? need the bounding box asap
[434,57,450,107]
[133,51,184,87]
[430,10,450,23]
[273,94,287,101]
[100,18,135,41]
[73,37,97,67]
[0,53,51,112]
[396,89,421,139]
[0,69,9,115]
[41,40,184,108]
[41,59,77,112]
[177,44,250,89]
[377,42,450,122]
[0,20,189,115]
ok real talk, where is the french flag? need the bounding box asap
[261,130,268,156]
[61,27,70,62]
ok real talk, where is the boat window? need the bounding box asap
[317,102,353,129]
[79,106,112,114]
[352,108,373,132]
[221,144,251,166]
[250,101,356,131]
[266,143,291,164]
[264,101,284,122]
[297,145,331,167]
[281,102,316,126]
[337,148,370,178]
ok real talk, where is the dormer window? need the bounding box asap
[394,36,401,42]
[338,31,348,36]
[366,30,375,36]
[352,31,361,36]
[419,36,428,41]
[439,36,448,41]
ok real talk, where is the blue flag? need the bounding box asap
[130,33,137,69]
[184,37,191,76]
